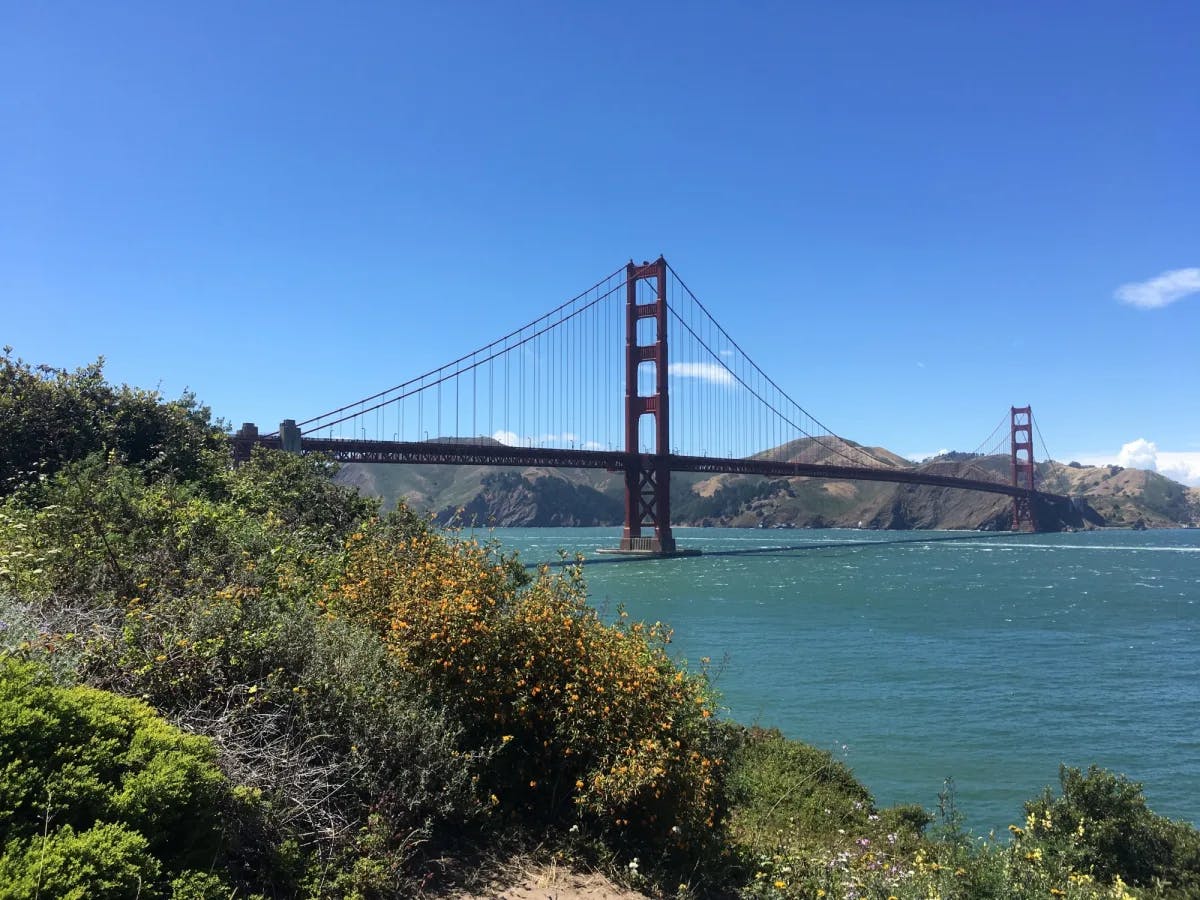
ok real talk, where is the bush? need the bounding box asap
[1018,765,1200,896]
[0,445,481,897]
[0,351,226,497]
[0,659,236,898]
[327,511,725,856]
[726,727,877,851]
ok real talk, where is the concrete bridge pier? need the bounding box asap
[280,419,302,453]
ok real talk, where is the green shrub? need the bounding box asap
[1019,764,1200,895]
[726,727,877,851]
[0,444,482,896]
[0,822,161,900]
[0,659,235,897]
[0,351,226,497]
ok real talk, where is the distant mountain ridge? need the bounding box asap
[334,439,1199,530]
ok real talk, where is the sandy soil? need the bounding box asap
[452,864,651,900]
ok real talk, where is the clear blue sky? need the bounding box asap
[4,2,1198,481]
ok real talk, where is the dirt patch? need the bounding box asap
[451,864,650,900]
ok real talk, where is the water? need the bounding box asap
[478,526,1200,834]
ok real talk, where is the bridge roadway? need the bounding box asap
[236,435,1063,503]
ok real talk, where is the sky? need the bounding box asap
[3,2,1199,483]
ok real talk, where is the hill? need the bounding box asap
[336,442,1198,531]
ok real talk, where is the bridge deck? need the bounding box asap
[235,436,1062,502]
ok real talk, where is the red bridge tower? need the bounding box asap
[619,257,677,553]
[1010,405,1037,532]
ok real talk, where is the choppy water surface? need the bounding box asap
[483,527,1199,834]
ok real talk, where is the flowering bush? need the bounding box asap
[732,763,1200,900]
[0,453,482,898]
[327,512,725,851]
[1015,765,1200,897]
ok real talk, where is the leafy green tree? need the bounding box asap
[0,350,226,496]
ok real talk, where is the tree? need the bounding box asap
[0,350,226,496]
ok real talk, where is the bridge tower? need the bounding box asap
[619,257,677,553]
[1010,405,1037,532]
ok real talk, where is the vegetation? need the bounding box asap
[2,352,1197,898]
[0,659,234,899]
[440,470,623,526]
[671,478,792,524]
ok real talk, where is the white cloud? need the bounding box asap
[1156,453,1200,487]
[1117,437,1159,469]
[668,361,734,386]
[491,430,520,446]
[1079,439,1200,487]
[582,440,605,451]
[1115,268,1200,309]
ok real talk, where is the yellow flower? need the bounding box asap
[774,880,787,889]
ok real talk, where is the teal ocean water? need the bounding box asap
[483,527,1200,834]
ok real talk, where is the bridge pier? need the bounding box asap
[616,257,678,555]
[1010,406,1037,532]
[619,455,676,554]
[280,418,302,454]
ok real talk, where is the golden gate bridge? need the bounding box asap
[234,257,1065,554]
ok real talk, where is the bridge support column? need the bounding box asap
[232,422,259,464]
[1010,405,1037,532]
[280,419,303,454]
[619,257,676,554]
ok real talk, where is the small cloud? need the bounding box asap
[492,430,520,446]
[1115,268,1200,309]
[582,440,605,451]
[916,361,926,369]
[1084,439,1200,487]
[719,348,733,358]
[1117,437,1158,469]
[669,361,734,386]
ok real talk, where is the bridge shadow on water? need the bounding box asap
[521,530,1033,570]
